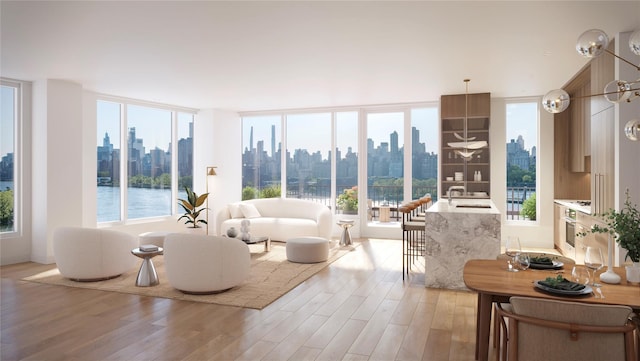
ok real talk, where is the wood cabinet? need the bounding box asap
[590,39,615,215]
[565,67,590,172]
[554,204,566,253]
[590,107,615,214]
[440,93,490,198]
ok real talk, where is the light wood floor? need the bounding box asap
[1,238,496,361]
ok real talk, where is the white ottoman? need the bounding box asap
[139,231,169,247]
[286,237,330,263]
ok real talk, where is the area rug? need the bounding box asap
[22,241,358,310]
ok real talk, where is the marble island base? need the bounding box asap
[424,199,501,290]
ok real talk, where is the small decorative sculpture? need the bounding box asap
[226,227,238,238]
[240,219,251,241]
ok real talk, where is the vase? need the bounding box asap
[626,263,640,284]
[226,227,238,238]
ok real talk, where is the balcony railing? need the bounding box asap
[506,186,535,221]
[284,184,438,222]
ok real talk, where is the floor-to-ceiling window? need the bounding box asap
[506,100,538,221]
[286,113,331,205]
[96,98,195,223]
[411,107,439,200]
[0,80,20,233]
[241,115,282,199]
[366,111,404,221]
[335,111,359,214]
[240,103,436,223]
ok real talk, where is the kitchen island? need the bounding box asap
[424,198,501,290]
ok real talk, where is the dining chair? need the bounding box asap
[495,296,637,361]
[492,252,577,348]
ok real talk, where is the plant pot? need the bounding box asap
[625,263,640,284]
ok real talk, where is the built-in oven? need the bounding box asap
[565,208,577,250]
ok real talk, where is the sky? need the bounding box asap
[241,103,538,159]
[96,101,193,150]
[1,86,15,157]
[2,94,537,161]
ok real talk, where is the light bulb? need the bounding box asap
[603,80,632,103]
[624,119,640,141]
[576,29,609,58]
[629,29,640,56]
[542,89,570,113]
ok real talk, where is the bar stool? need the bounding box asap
[400,202,425,280]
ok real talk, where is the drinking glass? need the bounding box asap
[571,266,590,285]
[584,246,604,286]
[515,253,530,271]
[505,236,522,272]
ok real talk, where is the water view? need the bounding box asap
[98,187,187,222]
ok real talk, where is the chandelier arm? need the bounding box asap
[603,49,640,71]
[567,87,640,100]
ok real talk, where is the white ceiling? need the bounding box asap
[1,1,639,112]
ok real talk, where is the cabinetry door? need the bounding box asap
[590,107,614,214]
[554,204,565,252]
[569,81,590,172]
[591,39,615,116]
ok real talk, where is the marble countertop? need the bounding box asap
[554,199,591,214]
[427,199,500,215]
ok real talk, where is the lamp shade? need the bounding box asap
[576,29,609,58]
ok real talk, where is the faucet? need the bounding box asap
[448,185,466,205]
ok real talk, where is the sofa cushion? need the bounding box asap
[229,203,244,218]
[221,217,320,242]
[240,203,261,218]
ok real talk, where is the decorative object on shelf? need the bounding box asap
[578,189,640,284]
[542,28,640,141]
[177,186,209,229]
[240,219,251,241]
[205,166,217,235]
[447,79,488,159]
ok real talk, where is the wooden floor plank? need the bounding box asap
[1,239,486,361]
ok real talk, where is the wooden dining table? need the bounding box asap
[463,259,640,361]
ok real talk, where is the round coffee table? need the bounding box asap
[131,247,164,287]
[242,236,271,252]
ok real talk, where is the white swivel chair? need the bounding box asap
[53,226,139,281]
[163,233,250,294]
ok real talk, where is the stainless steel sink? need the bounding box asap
[455,204,492,209]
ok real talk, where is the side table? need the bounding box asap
[131,247,164,287]
[337,220,354,246]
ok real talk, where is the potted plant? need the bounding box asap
[337,186,358,214]
[177,187,209,228]
[587,189,640,283]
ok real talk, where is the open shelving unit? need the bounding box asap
[440,92,491,199]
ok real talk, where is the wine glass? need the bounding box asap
[584,246,604,286]
[505,236,522,272]
[571,266,590,285]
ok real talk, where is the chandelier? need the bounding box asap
[448,79,488,159]
[541,29,640,141]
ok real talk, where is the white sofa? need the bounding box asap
[216,198,332,242]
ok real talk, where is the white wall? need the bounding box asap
[31,79,84,264]
[202,109,242,236]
